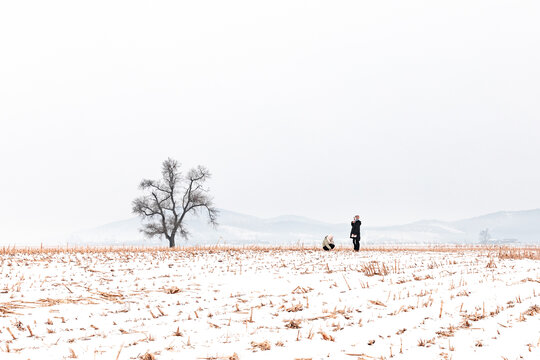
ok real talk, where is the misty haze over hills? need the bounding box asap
[69,208,540,247]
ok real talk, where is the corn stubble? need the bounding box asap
[0,244,538,359]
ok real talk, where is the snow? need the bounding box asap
[1,247,539,359]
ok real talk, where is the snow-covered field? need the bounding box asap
[1,247,539,359]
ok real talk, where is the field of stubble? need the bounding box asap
[1,246,539,360]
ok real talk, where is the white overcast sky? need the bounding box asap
[1,1,539,244]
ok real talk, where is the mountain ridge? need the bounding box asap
[68,208,540,246]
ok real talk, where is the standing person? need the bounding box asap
[350,215,361,251]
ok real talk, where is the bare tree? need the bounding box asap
[132,158,218,247]
[479,228,491,244]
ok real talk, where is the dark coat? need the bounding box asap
[350,220,361,238]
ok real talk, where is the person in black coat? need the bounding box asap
[350,215,361,251]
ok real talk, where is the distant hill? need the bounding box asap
[452,209,540,243]
[69,208,540,247]
[69,210,345,247]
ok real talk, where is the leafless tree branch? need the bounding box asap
[132,158,218,247]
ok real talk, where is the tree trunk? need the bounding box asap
[169,235,175,248]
